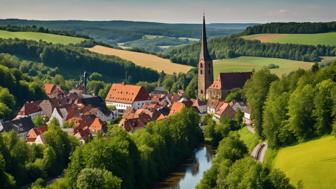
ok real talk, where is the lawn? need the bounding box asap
[242,32,336,46]
[213,56,313,77]
[0,30,86,45]
[274,136,336,189]
[235,127,259,153]
[88,45,193,74]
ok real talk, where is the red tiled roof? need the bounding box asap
[209,72,252,90]
[26,125,48,142]
[169,102,186,116]
[18,101,42,116]
[44,83,56,95]
[89,118,106,133]
[105,83,150,104]
[215,103,236,119]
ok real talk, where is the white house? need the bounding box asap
[105,83,151,111]
[49,107,68,127]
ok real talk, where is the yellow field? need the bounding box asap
[88,45,192,74]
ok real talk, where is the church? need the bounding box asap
[198,16,252,100]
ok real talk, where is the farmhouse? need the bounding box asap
[105,83,151,111]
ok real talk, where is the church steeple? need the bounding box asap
[198,15,214,100]
[200,15,211,61]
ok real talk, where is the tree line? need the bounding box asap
[41,108,203,189]
[0,54,48,120]
[0,39,159,84]
[0,120,78,188]
[244,63,336,148]
[196,135,294,189]
[164,36,336,66]
[241,22,336,35]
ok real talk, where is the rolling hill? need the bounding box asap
[88,45,193,74]
[0,29,86,45]
[274,136,336,189]
[242,32,336,46]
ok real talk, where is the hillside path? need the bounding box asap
[251,142,268,163]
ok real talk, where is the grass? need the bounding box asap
[213,56,313,77]
[233,127,260,153]
[274,136,336,189]
[88,45,193,74]
[0,30,86,45]
[242,32,336,46]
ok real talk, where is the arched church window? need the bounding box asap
[201,90,203,94]
[200,70,203,75]
[200,63,203,68]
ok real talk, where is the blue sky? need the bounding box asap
[0,0,335,23]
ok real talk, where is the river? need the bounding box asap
[152,145,215,189]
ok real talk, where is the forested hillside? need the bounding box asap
[242,22,336,35]
[165,36,336,66]
[0,19,252,47]
[0,39,159,83]
[0,54,47,119]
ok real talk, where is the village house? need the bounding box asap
[206,72,252,100]
[0,117,35,139]
[26,126,48,145]
[16,101,43,119]
[192,99,207,114]
[214,102,236,120]
[44,83,64,98]
[105,83,151,111]
[232,101,252,125]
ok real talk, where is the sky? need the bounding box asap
[0,0,335,23]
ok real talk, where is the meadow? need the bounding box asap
[274,136,336,189]
[88,45,193,74]
[0,30,86,45]
[242,32,336,46]
[213,56,312,77]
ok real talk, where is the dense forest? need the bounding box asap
[244,63,336,148]
[0,39,159,83]
[0,120,78,188]
[32,108,203,189]
[0,19,252,46]
[0,54,47,119]
[165,36,336,66]
[242,22,336,35]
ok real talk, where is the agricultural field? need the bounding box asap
[88,45,193,74]
[242,32,336,46]
[213,56,313,77]
[274,136,336,189]
[0,30,86,45]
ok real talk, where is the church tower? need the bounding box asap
[198,15,213,99]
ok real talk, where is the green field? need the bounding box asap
[242,32,336,46]
[0,30,86,45]
[274,136,336,189]
[213,56,313,77]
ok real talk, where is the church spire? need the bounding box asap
[200,14,211,61]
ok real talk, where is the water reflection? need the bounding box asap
[153,145,215,189]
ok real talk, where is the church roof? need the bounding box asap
[209,72,252,90]
[200,15,212,61]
